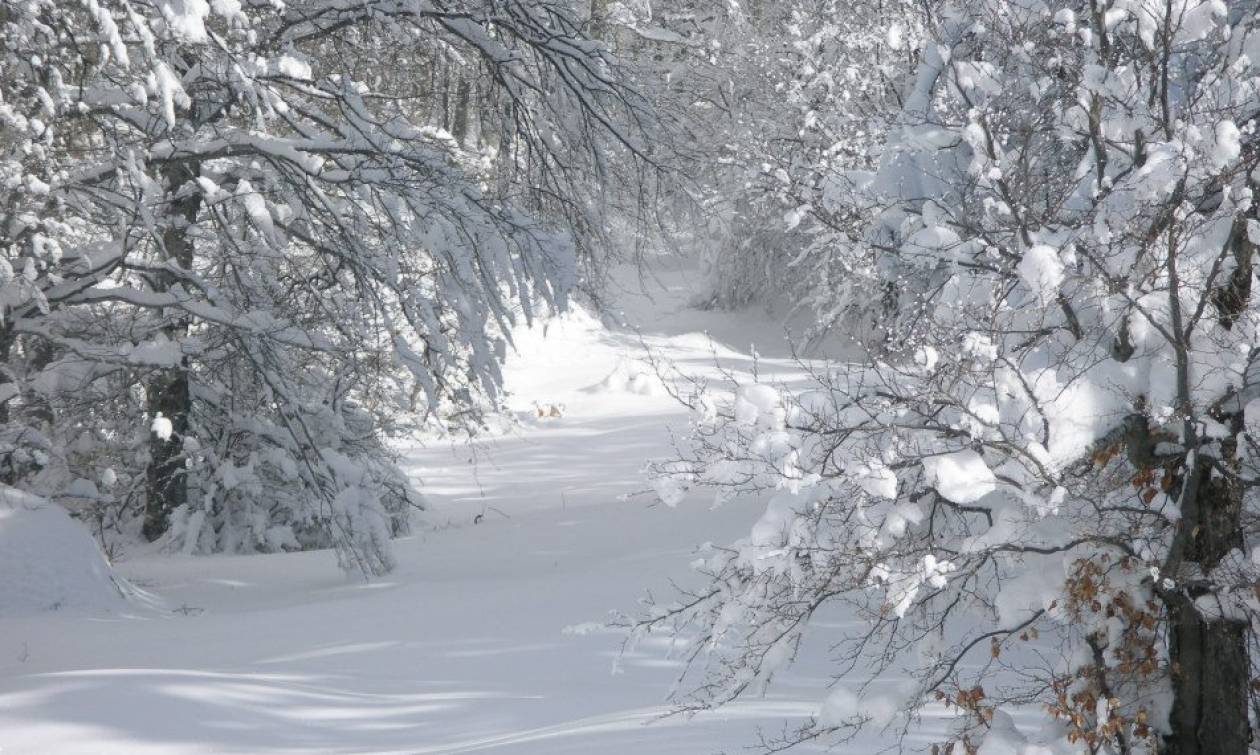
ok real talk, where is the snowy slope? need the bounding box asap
[0,260,944,754]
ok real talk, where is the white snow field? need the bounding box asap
[0,262,994,754]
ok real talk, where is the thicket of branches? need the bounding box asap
[645,1,1260,753]
[593,0,927,318]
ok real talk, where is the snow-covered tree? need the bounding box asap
[0,0,653,574]
[646,1,1260,752]
[597,0,929,315]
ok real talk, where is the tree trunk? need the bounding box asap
[24,336,54,430]
[143,368,189,540]
[1159,183,1260,754]
[1163,449,1250,755]
[142,163,200,541]
[588,0,609,41]
[451,77,471,147]
[1165,601,1249,754]
[0,327,14,485]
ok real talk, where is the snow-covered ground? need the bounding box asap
[0,261,940,754]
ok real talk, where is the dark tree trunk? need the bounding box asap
[1162,212,1257,753]
[451,78,471,147]
[24,336,54,430]
[588,0,609,41]
[1163,446,1250,755]
[143,163,200,541]
[143,368,189,540]
[0,327,14,486]
[1165,600,1249,754]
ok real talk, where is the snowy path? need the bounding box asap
[0,266,896,754]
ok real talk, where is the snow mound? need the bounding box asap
[922,449,996,504]
[582,360,663,396]
[1016,245,1064,305]
[0,487,125,617]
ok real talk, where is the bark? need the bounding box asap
[1163,444,1250,755]
[144,368,190,540]
[1212,213,1255,331]
[23,336,53,430]
[1165,598,1249,755]
[0,327,14,485]
[588,0,609,41]
[0,328,11,430]
[143,163,200,541]
[1160,193,1258,753]
[451,77,471,147]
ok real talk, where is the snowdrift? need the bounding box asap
[582,359,663,396]
[0,487,125,617]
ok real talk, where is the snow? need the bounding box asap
[0,487,125,618]
[160,0,211,43]
[819,685,892,727]
[922,449,996,503]
[0,263,811,752]
[274,55,313,81]
[850,461,898,499]
[581,359,661,396]
[0,260,1053,753]
[153,61,190,129]
[733,383,782,426]
[1213,120,1242,168]
[19,1,1249,747]
[1017,244,1065,305]
[887,22,905,50]
[151,412,174,441]
[236,179,275,240]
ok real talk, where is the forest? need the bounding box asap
[1,1,1259,753]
